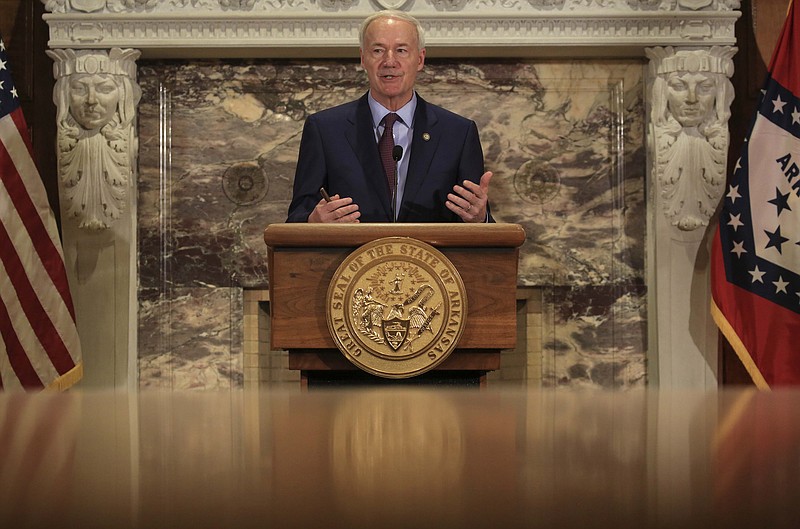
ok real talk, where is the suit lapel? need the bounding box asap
[348,94,392,219]
[399,95,440,221]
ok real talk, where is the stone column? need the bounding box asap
[645,45,736,389]
[46,48,142,387]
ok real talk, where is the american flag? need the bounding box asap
[711,0,800,387]
[0,34,82,390]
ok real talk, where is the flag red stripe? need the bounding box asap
[711,0,800,386]
[0,219,74,376]
[711,232,800,386]
[8,108,32,149]
[0,35,82,391]
[0,297,43,389]
[5,110,76,321]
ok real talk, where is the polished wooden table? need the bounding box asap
[1,388,799,528]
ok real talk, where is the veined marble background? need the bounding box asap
[136,59,647,390]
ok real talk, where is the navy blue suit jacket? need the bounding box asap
[287,92,492,223]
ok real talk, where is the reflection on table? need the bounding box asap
[1,388,799,528]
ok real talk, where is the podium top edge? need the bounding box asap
[263,223,527,248]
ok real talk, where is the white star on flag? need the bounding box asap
[749,265,766,283]
[727,184,742,204]
[728,213,743,231]
[774,276,790,294]
[772,94,787,113]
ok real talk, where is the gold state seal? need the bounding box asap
[326,237,467,378]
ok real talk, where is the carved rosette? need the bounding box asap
[646,45,736,231]
[47,48,141,231]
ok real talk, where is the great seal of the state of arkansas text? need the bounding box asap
[326,237,467,378]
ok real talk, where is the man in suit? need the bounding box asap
[287,10,493,223]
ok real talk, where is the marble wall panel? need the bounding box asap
[542,285,648,389]
[136,58,647,389]
[138,287,243,389]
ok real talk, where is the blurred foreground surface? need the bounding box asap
[1,388,799,528]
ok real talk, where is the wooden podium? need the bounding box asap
[263,223,526,387]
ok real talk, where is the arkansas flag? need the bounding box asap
[711,0,800,388]
[0,35,82,389]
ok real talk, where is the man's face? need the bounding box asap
[68,74,120,130]
[666,72,716,128]
[360,17,425,111]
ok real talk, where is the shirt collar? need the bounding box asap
[368,91,417,129]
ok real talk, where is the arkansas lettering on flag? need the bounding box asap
[0,35,82,390]
[711,0,800,388]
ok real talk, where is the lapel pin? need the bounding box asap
[422,133,431,141]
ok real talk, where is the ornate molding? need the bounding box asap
[43,0,741,11]
[47,48,141,231]
[647,45,735,231]
[42,1,740,58]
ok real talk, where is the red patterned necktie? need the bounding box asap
[378,112,399,198]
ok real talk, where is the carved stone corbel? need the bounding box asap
[46,48,142,231]
[646,45,736,231]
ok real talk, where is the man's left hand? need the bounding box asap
[446,171,493,223]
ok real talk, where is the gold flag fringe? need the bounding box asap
[46,363,84,392]
[710,299,770,390]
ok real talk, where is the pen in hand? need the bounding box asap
[320,187,332,202]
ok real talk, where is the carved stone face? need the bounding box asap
[665,71,717,128]
[68,74,120,130]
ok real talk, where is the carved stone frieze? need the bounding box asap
[375,0,413,9]
[526,0,566,9]
[647,45,735,231]
[429,0,471,11]
[69,0,106,11]
[46,48,141,231]
[41,0,740,56]
[43,0,740,11]
[318,0,358,10]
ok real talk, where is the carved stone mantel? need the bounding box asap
[41,0,742,389]
[43,1,740,58]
